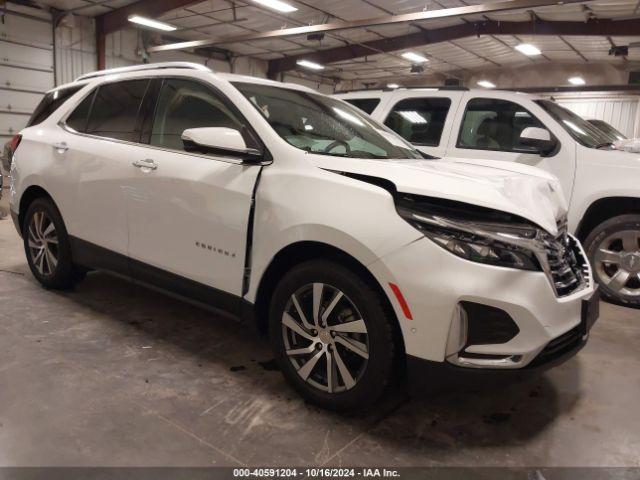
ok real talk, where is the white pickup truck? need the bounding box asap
[336,87,640,308]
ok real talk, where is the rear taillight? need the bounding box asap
[10,134,22,153]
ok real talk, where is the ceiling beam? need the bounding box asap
[267,18,640,77]
[147,0,587,53]
[94,0,201,70]
[95,0,201,36]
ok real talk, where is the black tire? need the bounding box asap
[22,197,82,290]
[584,214,640,308]
[268,260,397,411]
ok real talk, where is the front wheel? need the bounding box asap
[268,260,397,411]
[584,214,640,308]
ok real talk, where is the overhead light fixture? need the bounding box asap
[387,83,400,89]
[515,43,541,56]
[296,59,324,70]
[402,52,429,63]
[568,76,586,85]
[128,15,176,31]
[252,0,298,13]
[477,80,496,88]
[398,111,428,124]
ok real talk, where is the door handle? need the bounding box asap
[132,159,158,171]
[52,141,68,152]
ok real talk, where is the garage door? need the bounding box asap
[0,9,54,163]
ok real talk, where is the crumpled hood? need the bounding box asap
[309,155,567,235]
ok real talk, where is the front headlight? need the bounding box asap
[396,195,544,271]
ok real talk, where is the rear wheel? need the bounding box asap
[584,214,640,308]
[23,197,83,290]
[269,260,397,411]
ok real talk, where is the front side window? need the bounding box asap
[458,98,546,153]
[233,82,422,160]
[537,100,615,149]
[343,98,381,115]
[384,97,451,146]
[150,78,254,153]
[83,79,149,142]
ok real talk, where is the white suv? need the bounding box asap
[9,63,598,410]
[336,88,640,308]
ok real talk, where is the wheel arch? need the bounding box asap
[17,185,58,233]
[575,196,640,242]
[251,241,406,356]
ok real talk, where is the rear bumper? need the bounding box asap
[10,209,20,236]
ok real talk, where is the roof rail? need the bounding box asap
[75,62,211,82]
[334,85,469,94]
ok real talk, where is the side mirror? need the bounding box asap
[518,127,557,156]
[181,127,262,162]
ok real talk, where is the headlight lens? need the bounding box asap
[425,225,540,270]
[397,199,543,271]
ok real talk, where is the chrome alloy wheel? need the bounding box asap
[27,211,59,276]
[595,230,640,297]
[281,283,369,393]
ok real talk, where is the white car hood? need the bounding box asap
[310,155,567,235]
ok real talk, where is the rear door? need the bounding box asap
[55,78,151,258]
[126,77,263,298]
[375,90,463,157]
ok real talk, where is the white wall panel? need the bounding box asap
[55,15,97,85]
[555,96,640,138]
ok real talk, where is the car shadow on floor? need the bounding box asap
[38,270,582,463]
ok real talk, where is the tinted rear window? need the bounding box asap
[85,79,149,142]
[66,90,95,133]
[343,98,381,115]
[27,85,84,127]
[384,97,451,146]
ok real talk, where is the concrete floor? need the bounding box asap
[0,214,639,468]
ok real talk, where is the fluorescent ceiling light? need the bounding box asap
[398,111,428,124]
[387,83,400,89]
[568,76,585,85]
[477,80,496,89]
[252,0,298,12]
[401,52,429,63]
[296,59,324,70]
[515,43,541,56]
[128,15,176,31]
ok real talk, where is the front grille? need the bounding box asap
[542,218,589,297]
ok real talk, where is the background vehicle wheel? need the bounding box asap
[268,260,397,411]
[23,197,83,290]
[584,214,640,308]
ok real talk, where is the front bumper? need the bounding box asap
[368,235,596,370]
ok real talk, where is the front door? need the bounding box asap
[126,77,262,297]
[446,94,576,202]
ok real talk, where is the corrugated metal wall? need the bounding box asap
[0,7,55,150]
[555,96,640,138]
